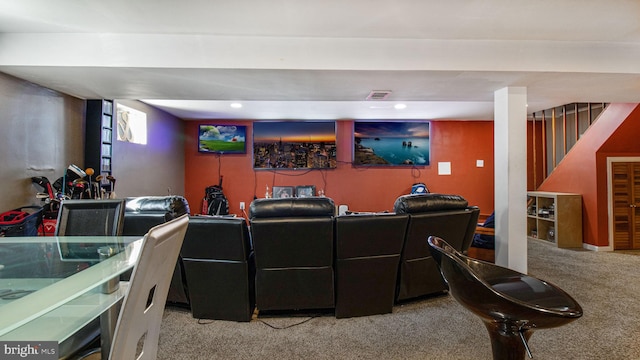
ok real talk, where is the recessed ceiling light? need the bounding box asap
[394,103,407,110]
[230,102,243,109]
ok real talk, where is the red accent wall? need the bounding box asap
[184,120,495,218]
[537,103,640,247]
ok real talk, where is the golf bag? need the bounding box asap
[0,206,43,237]
[202,177,229,216]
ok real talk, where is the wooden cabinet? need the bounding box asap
[527,191,583,248]
[611,162,640,250]
[84,99,113,182]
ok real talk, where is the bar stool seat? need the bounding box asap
[427,236,583,360]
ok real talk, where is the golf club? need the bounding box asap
[31,176,55,200]
[93,182,101,200]
[95,174,106,199]
[85,167,95,198]
[107,175,116,199]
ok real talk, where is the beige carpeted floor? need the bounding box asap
[157,239,640,359]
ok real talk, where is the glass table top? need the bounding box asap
[0,236,143,340]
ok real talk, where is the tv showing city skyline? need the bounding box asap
[253,121,337,169]
[353,121,430,166]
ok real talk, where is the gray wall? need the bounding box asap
[0,72,85,209]
[112,100,185,199]
[0,72,186,212]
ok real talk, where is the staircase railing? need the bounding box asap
[528,103,607,188]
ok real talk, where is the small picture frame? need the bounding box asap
[296,185,316,198]
[273,186,295,199]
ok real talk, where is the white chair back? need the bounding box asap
[109,214,189,360]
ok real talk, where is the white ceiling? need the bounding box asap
[1,0,640,120]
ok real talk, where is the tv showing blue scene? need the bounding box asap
[198,124,247,154]
[253,121,337,169]
[353,121,430,166]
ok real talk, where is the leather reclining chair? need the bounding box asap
[334,212,409,318]
[249,197,336,312]
[393,193,480,302]
[181,215,256,321]
[122,195,191,306]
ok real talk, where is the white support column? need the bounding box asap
[494,87,528,273]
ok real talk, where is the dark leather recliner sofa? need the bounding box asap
[334,212,409,318]
[393,193,480,302]
[249,197,336,312]
[181,215,256,321]
[122,195,191,306]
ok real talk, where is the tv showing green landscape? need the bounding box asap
[198,124,247,154]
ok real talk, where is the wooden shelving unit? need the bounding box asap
[527,191,583,248]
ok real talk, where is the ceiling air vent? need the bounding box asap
[366,90,392,101]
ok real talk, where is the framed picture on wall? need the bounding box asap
[272,186,295,199]
[296,185,316,198]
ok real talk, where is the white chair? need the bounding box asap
[109,214,189,360]
[78,214,189,360]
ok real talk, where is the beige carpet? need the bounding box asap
[157,239,640,359]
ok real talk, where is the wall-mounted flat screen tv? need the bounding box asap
[353,121,430,166]
[253,121,337,169]
[198,124,247,154]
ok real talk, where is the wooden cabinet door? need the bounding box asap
[612,162,640,250]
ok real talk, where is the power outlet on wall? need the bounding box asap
[239,202,245,210]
